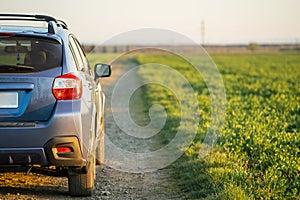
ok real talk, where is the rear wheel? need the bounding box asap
[96,116,104,165]
[68,156,95,196]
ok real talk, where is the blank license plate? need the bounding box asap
[0,92,18,108]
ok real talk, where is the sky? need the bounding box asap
[1,0,300,45]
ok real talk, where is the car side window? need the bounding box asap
[73,38,91,75]
[69,36,84,72]
[69,35,91,75]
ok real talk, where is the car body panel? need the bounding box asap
[0,67,62,121]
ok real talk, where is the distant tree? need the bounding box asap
[113,46,118,53]
[126,45,130,52]
[82,45,95,53]
[102,46,107,53]
[247,42,260,52]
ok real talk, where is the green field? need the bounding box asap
[134,52,300,199]
[86,52,118,68]
[87,51,299,199]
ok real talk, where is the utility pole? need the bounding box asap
[201,19,205,45]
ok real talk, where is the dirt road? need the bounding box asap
[0,60,184,199]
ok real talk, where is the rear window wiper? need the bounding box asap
[0,64,35,71]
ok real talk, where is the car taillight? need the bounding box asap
[52,73,82,100]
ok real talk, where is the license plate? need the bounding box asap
[0,92,18,108]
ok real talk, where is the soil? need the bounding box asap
[0,61,185,200]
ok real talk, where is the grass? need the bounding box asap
[87,51,299,199]
[134,52,300,199]
[86,52,118,69]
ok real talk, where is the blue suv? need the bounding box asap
[0,14,111,196]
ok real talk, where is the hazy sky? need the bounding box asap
[1,0,299,44]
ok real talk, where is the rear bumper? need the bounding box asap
[0,148,48,165]
[44,137,85,166]
[0,101,87,167]
[0,136,85,167]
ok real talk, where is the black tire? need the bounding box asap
[96,116,104,165]
[68,157,95,196]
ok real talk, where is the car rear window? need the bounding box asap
[0,37,62,73]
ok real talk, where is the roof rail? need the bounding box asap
[0,14,68,34]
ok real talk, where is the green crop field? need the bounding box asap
[134,52,300,199]
[86,53,118,68]
[87,51,299,199]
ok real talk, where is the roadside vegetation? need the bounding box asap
[86,51,299,199]
[86,53,118,68]
[135,52,300,199]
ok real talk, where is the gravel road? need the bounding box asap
[0,60,184,200]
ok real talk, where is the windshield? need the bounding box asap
[0,37,62,73]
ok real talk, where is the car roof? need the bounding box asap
[0,14,70,43]
[0,25,64,42]
[0,25,48,33]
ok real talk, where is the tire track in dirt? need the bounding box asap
[96,60,184,199]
